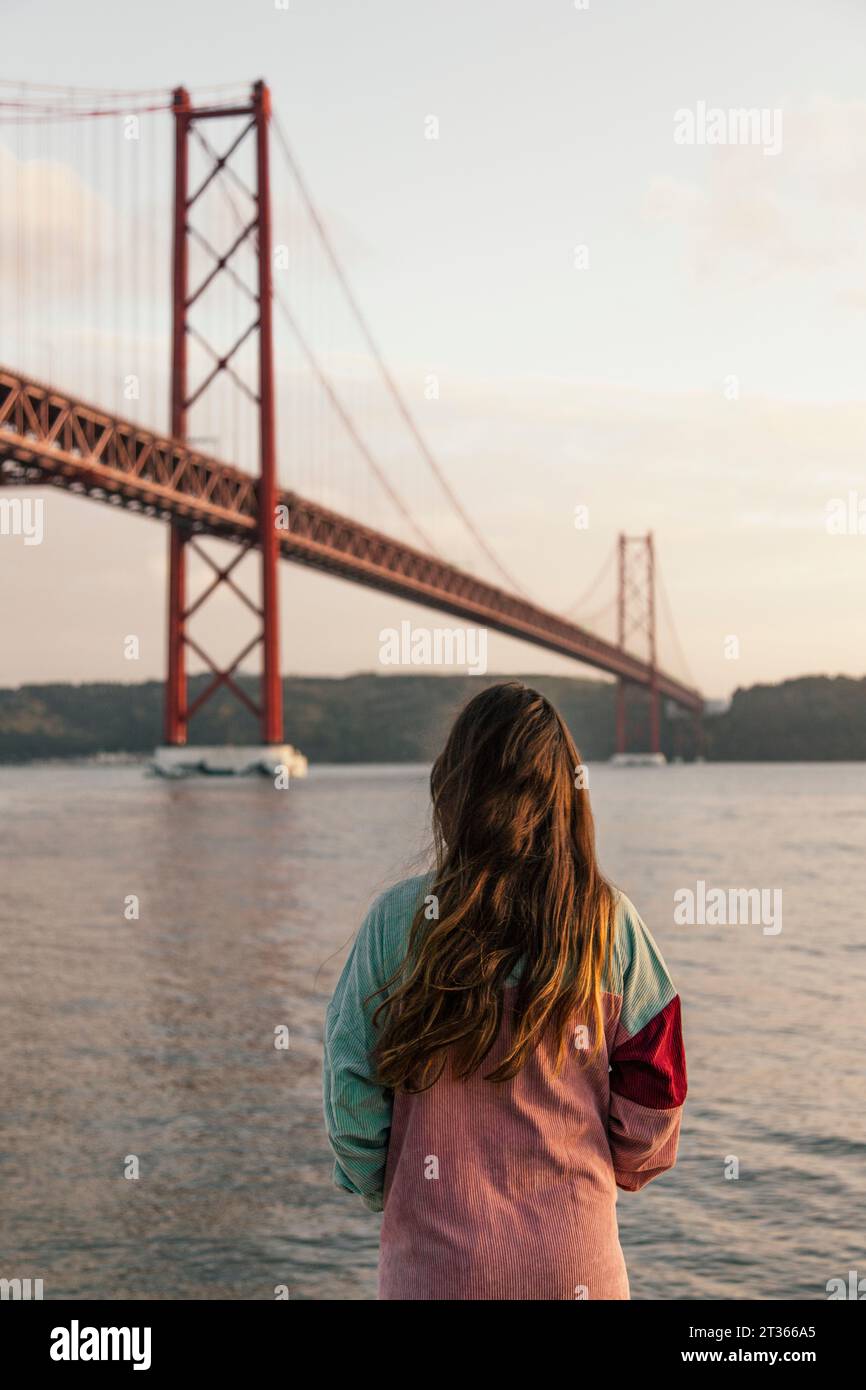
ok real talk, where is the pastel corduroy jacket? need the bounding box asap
[323,875,687,1300]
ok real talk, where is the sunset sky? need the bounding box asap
[2,0,866,700]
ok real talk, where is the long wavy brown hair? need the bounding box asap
[371,681,615,1092]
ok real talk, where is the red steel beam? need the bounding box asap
[0,367,704,715]
[162,80,283,744]
[616,533,626,753]
[165,84,191,746]
[616,533,664,753]
[647,532,660,753]
[253,79,283,744]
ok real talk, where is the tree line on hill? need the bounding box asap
[0,672,864,763]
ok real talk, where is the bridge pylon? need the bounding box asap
[615,533,659,756]
[164,80,283,747]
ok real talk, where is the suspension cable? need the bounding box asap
[271,109,529,598]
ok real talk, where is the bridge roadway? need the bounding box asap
[0,367,703,713]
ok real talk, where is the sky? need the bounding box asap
[2,0,866,701]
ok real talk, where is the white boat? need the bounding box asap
[151,744,308,779]
[609,752,667,767]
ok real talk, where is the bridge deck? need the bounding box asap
[0,368,702,712]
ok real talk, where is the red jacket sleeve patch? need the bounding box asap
[610,994,687,1110]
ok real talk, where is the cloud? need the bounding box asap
[0,142,117,288]
[644,97,866,286]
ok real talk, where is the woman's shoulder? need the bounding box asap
[361,870,435,981]
[610,888,644,972]
[370,870,434,921]
[606,888,677,1026]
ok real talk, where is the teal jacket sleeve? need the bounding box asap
[323,894,395,1212]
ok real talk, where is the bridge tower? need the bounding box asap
[615,533,659,756]
[165,80,282,747]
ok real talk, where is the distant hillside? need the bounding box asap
[706,675,866,761]
[0,673,615,763]
[0,671,864,763]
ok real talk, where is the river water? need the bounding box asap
[0,761,863,1300]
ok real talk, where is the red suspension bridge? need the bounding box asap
[0,79,703,757]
